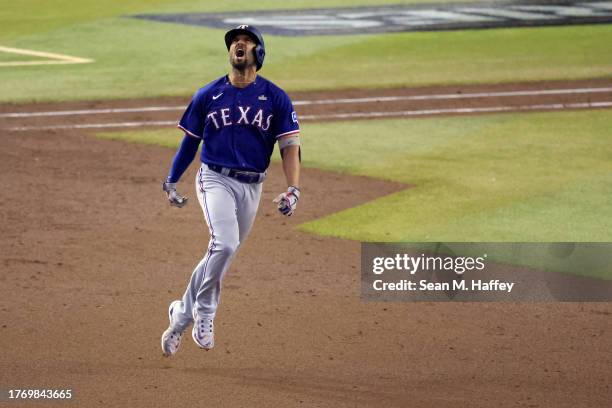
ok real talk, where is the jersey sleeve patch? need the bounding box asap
[271,91,300,140]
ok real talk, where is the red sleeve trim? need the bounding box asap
[177,124,202,139]
[276,129,300,139]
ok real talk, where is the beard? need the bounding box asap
[230,53,251,71]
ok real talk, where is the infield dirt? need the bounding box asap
[1,79,611,407]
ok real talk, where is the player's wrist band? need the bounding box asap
[288,186,300,199]
[163,182,177,192]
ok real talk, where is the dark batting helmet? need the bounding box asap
[224,25,266,71]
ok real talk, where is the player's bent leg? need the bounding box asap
[176,233,236,351]
[191,166,243,349]
[194,171,240,316]
[193,217,239,317]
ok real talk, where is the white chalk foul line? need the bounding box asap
[2,86,612,118]
[0,106,184,118]
[0,46,93,67]
[6,101,612,132]
[7,121,177,131]
[293,86,612,106]
[299,101,612,120]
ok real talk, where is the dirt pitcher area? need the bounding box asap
[1,79,611,407]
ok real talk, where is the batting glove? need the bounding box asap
[163,182,188,208]
[273,186,300,217]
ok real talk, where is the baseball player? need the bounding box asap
[161,25,301,357]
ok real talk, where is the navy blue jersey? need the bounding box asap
[178,75,300,173]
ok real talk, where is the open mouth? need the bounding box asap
[236,49,245,58]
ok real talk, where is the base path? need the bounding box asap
[1,78,612,132]
[1,78,611,407]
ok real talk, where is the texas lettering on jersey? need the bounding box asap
[207,106,273,131]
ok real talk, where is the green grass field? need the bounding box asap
[1,1,611,102]
[297,110,612,243]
